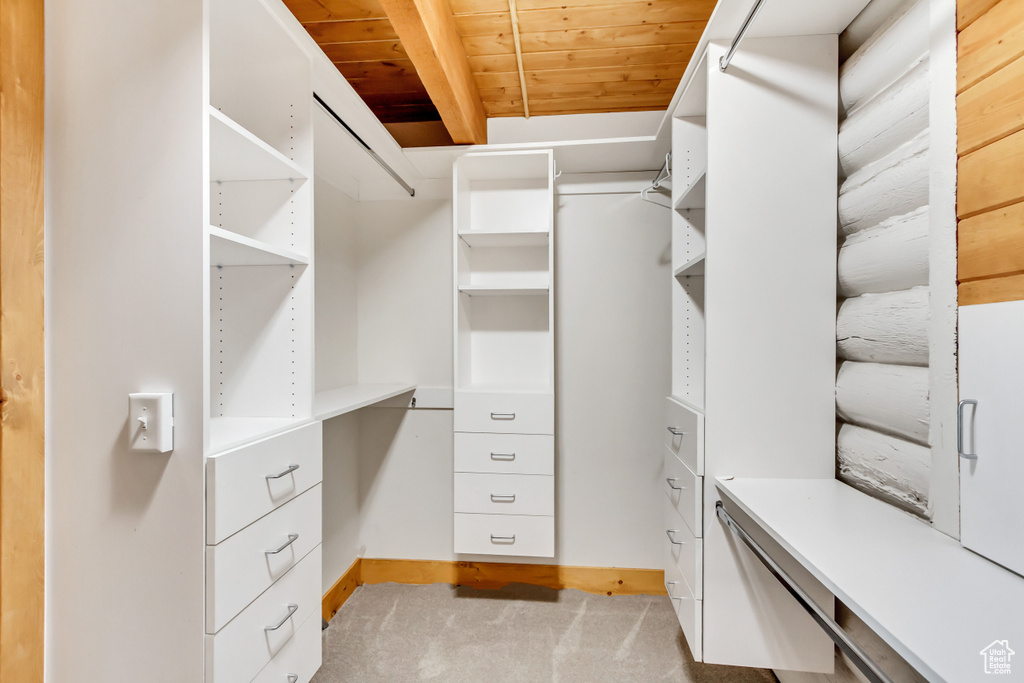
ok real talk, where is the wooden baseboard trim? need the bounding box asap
[322,558,362,621]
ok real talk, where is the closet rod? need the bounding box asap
[313,92,416,197]
[714,502,894,683]
[719,0,767,71]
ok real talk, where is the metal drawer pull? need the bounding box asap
[666,580,683,601]
[266,533,299,555]
[265,603,298,631]
[666,427,687,436]
[490,534,516,543]
[665,529,684,545]
[490,452,516,461]
[266,464,300,480]
[958,399,978,460]
[490,494,516,503]
[490,412,516,420]
[665,477,683,490]
[287,676,298,683]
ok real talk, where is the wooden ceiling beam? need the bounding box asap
[377,0,488,143]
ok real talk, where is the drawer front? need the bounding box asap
[454,392,553,435]
[251,610,321,683]
[207,422,323,544]
[663,448,702,537]
[664,494,702,598]
[206,545,321,683]
[206,485,322,634]
[454,432,554,475]
[664,397,703,476]
[454,473,553,516]
[454,513,554,557]
[665,562,703,662]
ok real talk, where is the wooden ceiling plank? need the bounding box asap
[480,77,678,100]
[302,18,400,44]
[377,0,488,143]
[283,0,388,22]
[468,53,520,73]
[521,42,696,71]
[322,40,409,62]
[454,12,514,37]
[475,62,687,88]
[516,2,715,33]
[335,59,420,79]
[462,21,706,56]
[348,75,431,95]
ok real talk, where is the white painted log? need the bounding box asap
[836,361,930,445]
[837,422,930,517]
[839,131,929,236]
[839,0,911,62]
[839,57,929,178]
[838,206,929,298]
[837,287,929,366]
[840,0,929,114]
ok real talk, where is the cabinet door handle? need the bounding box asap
[665,477,683,491]
[665,529,684,545]
[667,427,686,436]
[266,464,300,480]
[665,580,683,601]
[490,452,516,461]
[490,494,516,503]
[958,399,978,460]
[265,603,298,631]
[266,533,299,555]
[490,534,516,543]
[490,412,516,420]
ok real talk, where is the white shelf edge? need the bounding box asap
[458,230,550,248]
[457,285,550,297]
[209,106,309,181]
[456,384,554,395]
[313,383,417,421]
[673,252,706,277]
[209,226,309,266]
[207,416,313,456]
[668,393,704,416]
[674,170,707,211]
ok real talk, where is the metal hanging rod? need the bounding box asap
[715,501,894,683]
[719,0,768,71]
[313,92,416,198]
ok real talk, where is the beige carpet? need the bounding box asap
[312,582,779,682]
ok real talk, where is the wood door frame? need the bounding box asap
[0,0,46,680]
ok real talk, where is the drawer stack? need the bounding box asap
[453,392,555,557]
[205,423,323,683]
[663,397,704,659]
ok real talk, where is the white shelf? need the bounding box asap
[674,171,706,210]
[668,393,705,417]
[313,383,416,421]
[674,253,706,277]
[458,230,549,248]
[209,226,309,266]
[208,416,311,454]
[209,107,308,182]
[716,478,1024,683]
[457,383,553,395]
[458,285,549,297]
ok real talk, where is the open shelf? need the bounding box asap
[458,285,549,297]
[209,108,308,182]
[209,226,309,267]
[457,383,553,395]
[314,384,416,421]
[674,252,706,277]
[208,416,310,454]
[674,171,706,210]
[458,230,549,248]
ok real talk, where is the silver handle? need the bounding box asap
[490,534,515,543]
[665,529,683,545]
[958,399,978,460]
[665,580,683,601]
[265,603,298,631]
[266,464,299,480]
[490,412,516,420]
[666,427,687,436]
[665,477,683,491]
[287,676,298,683]
[490,452,516,461]
[490,494,516,503]
[266,533,299,555]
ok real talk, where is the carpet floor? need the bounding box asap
[312,582,779,682]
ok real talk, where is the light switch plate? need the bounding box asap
[129,393,173,453]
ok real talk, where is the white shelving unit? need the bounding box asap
[452,150,556,558]
[313,384,416,421]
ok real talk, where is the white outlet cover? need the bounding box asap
[129,393,174,453]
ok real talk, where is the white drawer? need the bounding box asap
[665,561,703,661]
[663,448,702,537]
[665,396,704,475]
[251,609,321,683]
[205,546,321,683]
[454,513,554,557]
[207,422,322,544]
[206,485,322,634]
[664,494,702,598]
[454,432,554,475]
[454,473,553,516]
[454,391,553,435]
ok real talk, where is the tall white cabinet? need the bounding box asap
[663,38,839,671]
[452,151,556,557]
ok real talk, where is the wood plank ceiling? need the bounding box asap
[283,0,715,145]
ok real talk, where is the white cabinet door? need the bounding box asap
[959,300,1024,576]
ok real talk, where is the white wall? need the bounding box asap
[45,0,206,680]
